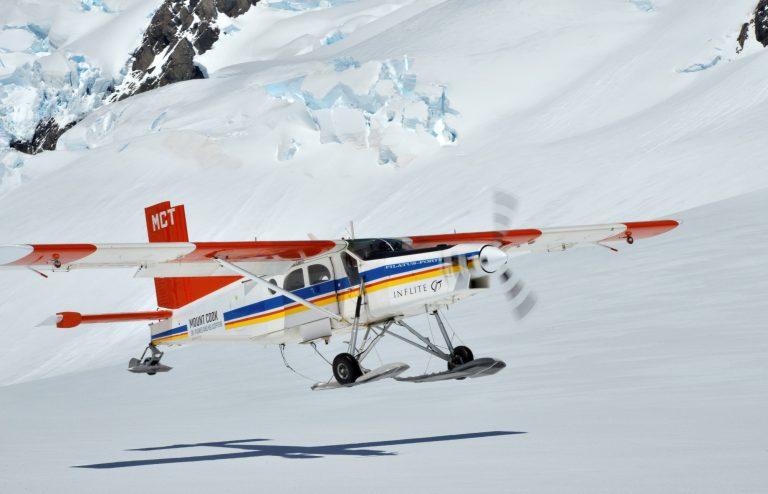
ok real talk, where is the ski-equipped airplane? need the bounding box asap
[0,196,678,389]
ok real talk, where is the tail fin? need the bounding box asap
[145,202,239,309]
[145,201,189,243]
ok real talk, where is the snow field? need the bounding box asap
[0,1,766,491]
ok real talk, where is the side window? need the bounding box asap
[341,252,360,285]
[267,278,278,295]
[308,264,331,285]
[283,269,305,291]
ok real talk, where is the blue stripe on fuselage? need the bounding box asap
[159,251,481,335]
[153,324,188,340]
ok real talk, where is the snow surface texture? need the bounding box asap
[1,0,767,492]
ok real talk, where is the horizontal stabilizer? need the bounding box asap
[50,310,173,329]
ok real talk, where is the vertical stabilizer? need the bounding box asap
[145,202,239,309]
[145,202,189,243]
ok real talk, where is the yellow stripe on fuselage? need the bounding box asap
[224,263,461,332]
[152,332,189,344]
[224,292,339,330]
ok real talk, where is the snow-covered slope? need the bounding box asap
[0,0,767,491]
[1,188,765,493]
[1,0,766,384]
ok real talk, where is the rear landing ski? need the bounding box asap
[311,362,410,391]
[128,344,172,375]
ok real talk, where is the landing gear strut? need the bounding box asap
[431,310,476,371]
[314,310,504,390]
[330,280,367,385]
[381,310,504,384]
[128,343,172,375]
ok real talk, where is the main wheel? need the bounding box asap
[333,353,362,385]
[448,345,474,371]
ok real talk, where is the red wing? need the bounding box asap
[0,240,344,270]
[0,220,678,271]
[183,241,341,262]
[603,220,679,241]
[399,220,678,252]
[403,229,541,248]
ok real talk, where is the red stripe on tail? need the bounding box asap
[145,202,240,309]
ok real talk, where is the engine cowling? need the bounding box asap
[478,245,507,273]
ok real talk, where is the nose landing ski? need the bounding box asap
[394,358,506,383]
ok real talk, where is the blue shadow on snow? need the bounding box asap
[74,431,524,469]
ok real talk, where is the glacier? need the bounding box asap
[0,0,766,492]
[263,56,457,164]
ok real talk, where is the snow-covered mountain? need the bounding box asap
[0,1,766,492]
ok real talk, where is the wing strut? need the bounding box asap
[213,257,343,322]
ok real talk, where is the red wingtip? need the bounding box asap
[56,312,82,329]
[606,220,680,242]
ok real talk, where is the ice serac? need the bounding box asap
[111,0,260,101]
[264,56,459,166]
[1,50,113,156]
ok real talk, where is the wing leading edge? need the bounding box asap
[0,240,345,274]
[400,219,678,253]
[0,219,678,275]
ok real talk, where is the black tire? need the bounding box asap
[627,236,634,244]
[147,371,156,376]
[448,345,474,371]
[333,353,362,385]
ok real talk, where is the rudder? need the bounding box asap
[145,201,239,309]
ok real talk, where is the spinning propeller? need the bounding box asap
[489,190,538,320]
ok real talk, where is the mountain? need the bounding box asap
[0,1,766,492]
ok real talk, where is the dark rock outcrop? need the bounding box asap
[13,0,259,155]
[755,0,768,45]
[113,0,259,100]
[216,0,254,17]
[737,22,750,51]
[9,119,77,154]
[738,0,768,52]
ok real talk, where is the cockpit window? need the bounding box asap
[347,238,408,260]
[341,252,360,285]
[283,269,305,291]
[346,238,451,261]
[308,264,331,285]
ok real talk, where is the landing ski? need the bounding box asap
[394,357,505,383]
[127,357,172,374]
[311,362,410,391]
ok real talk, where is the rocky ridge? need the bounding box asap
[9,0,259,155]
[111,0,259,100]
[737,0,768,51]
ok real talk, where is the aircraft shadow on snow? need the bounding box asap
[74,431,525,469]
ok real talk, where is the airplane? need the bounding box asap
[0,197,679,389]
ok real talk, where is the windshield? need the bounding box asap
[347,238,452,261]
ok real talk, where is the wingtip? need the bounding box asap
[0,244,33,266]
[37,314,64,327]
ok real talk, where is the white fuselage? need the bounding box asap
[149,243,491,346]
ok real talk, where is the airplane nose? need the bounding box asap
[479,245,508,273]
